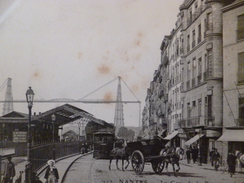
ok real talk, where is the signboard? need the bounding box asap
[13,131,27,143]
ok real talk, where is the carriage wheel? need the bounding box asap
[151,160,164,174]
[131,150,145,175]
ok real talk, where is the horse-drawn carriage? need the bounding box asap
[125,137,180,175]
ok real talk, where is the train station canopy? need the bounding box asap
[164,131,178,140]
[217,129,244,142]
[185,134,204,146]
[32,103,93,126]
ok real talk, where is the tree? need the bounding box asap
[117,127,135,141]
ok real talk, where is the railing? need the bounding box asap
[178,117,200,128]
[235,118,244,126]
[30,141,80,172]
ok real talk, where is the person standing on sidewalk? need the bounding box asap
[212,148,220,171]
[209,148,215,166]
[192,146,198,163]
[227,151,237,177]
[44,159,59,183]
[186,147,192,164]
[3,156,16,183]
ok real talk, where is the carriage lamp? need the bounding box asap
[26,87,35,183]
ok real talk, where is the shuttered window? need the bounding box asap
[238,52,244,83]
[237,14,244,40]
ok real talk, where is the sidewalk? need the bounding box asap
[1,153,91,183]
[180,158,244,174]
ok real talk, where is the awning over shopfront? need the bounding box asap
[164,131,178,140]
[217,129,244,142]
[185,134,204,146]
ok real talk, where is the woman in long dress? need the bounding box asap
[44,159,59,183]
[227,151,237,177]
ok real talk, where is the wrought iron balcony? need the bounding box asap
[178,117,200,128]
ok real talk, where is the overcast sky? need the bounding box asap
[0,0,182,127]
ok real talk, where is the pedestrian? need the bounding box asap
[2,156,16,183]
[186,147,192,164]
[227,151,237,177]
[192,146,198,163]
[212,148,220,171]
[44,159,59,183]
[209,148,215,166]
[236,151,243,173]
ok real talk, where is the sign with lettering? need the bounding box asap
[13,131,27,143]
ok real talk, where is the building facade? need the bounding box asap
[142,0,239,164]
[219,0,244,160]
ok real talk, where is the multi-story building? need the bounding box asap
[142,0,239,164]
[218,0,244,160]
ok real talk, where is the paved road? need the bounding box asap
[63,154,244,183]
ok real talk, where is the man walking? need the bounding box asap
[186,148,192,164]
[212,148,220,171]
[3,156,16,183]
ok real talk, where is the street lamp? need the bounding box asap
[25,87,34,183]
[51,113,56,160]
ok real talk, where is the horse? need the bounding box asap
[160,147,181,176]
[109,145,130,171]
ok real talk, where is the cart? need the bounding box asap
[126,137,169,175]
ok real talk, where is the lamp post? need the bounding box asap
[51,113,56,160]
[25,87,34,183]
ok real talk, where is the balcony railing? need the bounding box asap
[178,117,200,128]
[235,118,244,126]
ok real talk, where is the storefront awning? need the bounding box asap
[164,131,178,140]
[185,134,204,146]
[217,129,244,142]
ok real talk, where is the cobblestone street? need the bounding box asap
[63,154,244,183]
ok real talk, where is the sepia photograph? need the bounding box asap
[0,0,244,183]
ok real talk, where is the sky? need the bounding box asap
[0,0,183,127]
